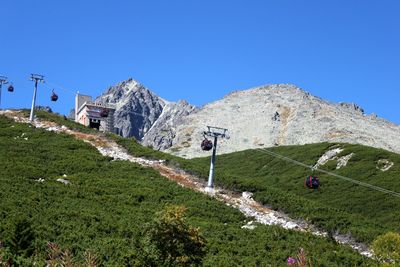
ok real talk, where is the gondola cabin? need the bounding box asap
[51,90,58,101]
[305,176,320,190]
[201,139,213,151]
[100,109,109,118]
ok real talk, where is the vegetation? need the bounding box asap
[141,205,206,266]
[7,217,36,258]
[0,114,376,265]
[46,242,98,267]
[111,127,400,245]
[179,144,400,244]
[372,232,400,264]
[21,109,98,134]
[107,133,179,162]
[287,248,307,267]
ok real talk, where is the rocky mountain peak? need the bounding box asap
[98,78,162,107]
[120,77,140,87]
[96,78,196,140]
[162,84,400,158]
[224,84,314,101]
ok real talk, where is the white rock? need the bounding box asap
[336,153,354,169]
[242,191,253,199]
[56,178,70,185]
[314,148,343,168]
[241,221,256,230]
[376,159,394,171]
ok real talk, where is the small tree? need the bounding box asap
[141,205,206,266]
[372,232,400,264]
[7,217,35,257]
[0,240,12,267]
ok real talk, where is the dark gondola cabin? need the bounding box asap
[201,139,213,151]
[7,85,14,92]
[305,176,320,190]
[100,109,109,118]
[51,90,58,102]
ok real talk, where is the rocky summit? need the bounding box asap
[96,78,196,142]
[97,79,400,158]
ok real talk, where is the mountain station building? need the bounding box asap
[75,93,115,133]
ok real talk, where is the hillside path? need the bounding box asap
[1,110,372,257]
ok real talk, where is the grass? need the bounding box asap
[79,107,400,245]
[21,109,98,134]
[182,143,400,244]
[0,114,375,266]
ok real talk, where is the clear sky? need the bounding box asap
[1,1,399,123]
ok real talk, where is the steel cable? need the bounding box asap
[256,148,400,198]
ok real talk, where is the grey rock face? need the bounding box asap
[166,84,400,158]
[339,102,364,115]
[141,100,197,150]
[96,78,166,139]
[96,78,196,146]
[67,108,75,120]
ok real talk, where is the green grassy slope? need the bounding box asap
[0,114,375,266]
[25,109,179,161]
[183,143,400,244]
[21,109,98,134]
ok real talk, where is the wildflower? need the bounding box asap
[287,256,297,265]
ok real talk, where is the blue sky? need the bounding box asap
[1,0,400,123]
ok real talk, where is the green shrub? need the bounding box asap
[141,205,206,266]
[7,217,35,257]
[372,232,400,264]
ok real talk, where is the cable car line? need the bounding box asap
[256,148,400,198]
[45,80,77,95]
[41,80,148,116]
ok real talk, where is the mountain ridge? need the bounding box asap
[96,79,400,158]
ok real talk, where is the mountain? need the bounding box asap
[96,78,196,142]
[141,100,196,150]
[97,80,400,158]
[166,84,400,158]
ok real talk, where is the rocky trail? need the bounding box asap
[1,110,373,258]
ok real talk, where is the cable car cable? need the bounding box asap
[45,80,77,95]
[256,148,400,198]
